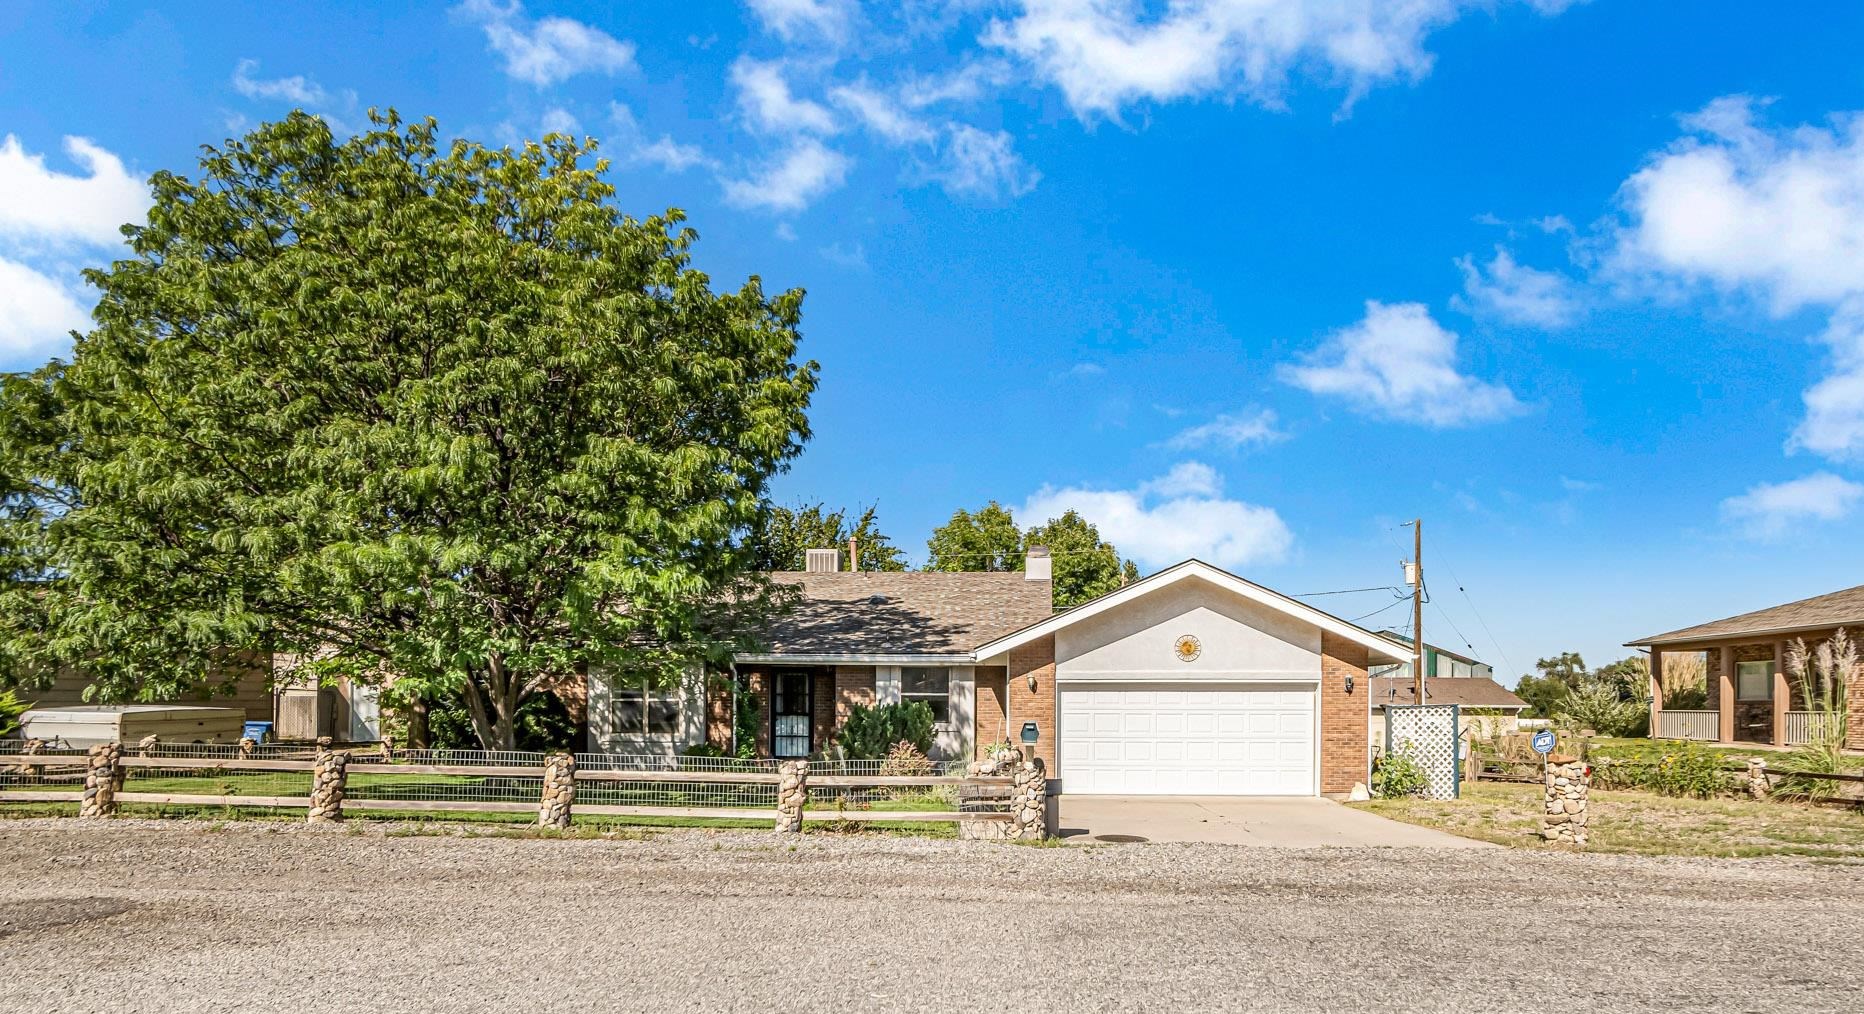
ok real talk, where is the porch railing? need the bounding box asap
[1783,711,1834,747]
[1656,710,1718,741]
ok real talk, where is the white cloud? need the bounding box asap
[1453,247,1580,328]
[1721,472,1864,540]
[1609,96,1864,460]
[720,138,851,212]
[982,0,1575,121]
[0,134,148,248]
[1021,462,1294,569]
[1278,300,1523,426]
[932,124,1040,199]
[0,257,90,356]
[731,58,838,136]
[746,0,859,45]
[898,59,1016,109]
[830,83,936,145]
[539,106,581,136]
[230,59,327,104]
[1165,408,1288,450]
[609,103,712,173]
[819,241,868,270]
[455,0,635,86]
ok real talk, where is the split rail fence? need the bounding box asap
[0,740,1036,834]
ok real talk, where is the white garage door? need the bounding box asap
[1058,682,1316,795]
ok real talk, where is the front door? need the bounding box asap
[772,671,813,758]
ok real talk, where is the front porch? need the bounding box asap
[1649,641,1828,748]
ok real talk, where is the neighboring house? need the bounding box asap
[1630,583,1864,751]
[587,549,1415,797]
[1366,674,1528,754]
[1371,633,1494,681]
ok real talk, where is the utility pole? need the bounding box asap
[1411,519,1424,706]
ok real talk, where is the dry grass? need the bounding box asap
[1355,782,1864,858]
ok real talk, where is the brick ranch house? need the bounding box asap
[1632,581,1864,751]
[588,550,1415,797]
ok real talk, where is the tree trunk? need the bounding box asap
[408,694,430,750]
[463,656,522,751]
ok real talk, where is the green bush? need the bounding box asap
[835,702,935,760]
[680,742,727,758]
[1554,678,1648,737]
[1372,751,1429,798]
[1594,743,1729,798]
[0,690,28,738]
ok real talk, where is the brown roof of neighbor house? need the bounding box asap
[751,571,1054,656]
[1629,582,1864,646]
[1367,676,1528,710]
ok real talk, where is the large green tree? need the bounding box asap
[0,112,816,749]
[750,502,907,571]
[925,501,1024,572]
[1021,509,1139,609]
[927,502,1138,609]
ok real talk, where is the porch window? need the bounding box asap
[1736,661,1773,702]
[613,677,682,735]
[902,666,950,724]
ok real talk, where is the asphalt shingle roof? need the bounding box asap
[755,571,1054,656]
[1630,582,1864,646]
[1367,676,1528,710]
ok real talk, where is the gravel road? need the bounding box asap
[3,818,1862,1013]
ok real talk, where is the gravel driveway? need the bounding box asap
[3,818,1862,1013]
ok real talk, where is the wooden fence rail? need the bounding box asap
[0,751,1023,829]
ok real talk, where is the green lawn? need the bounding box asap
[1355,781,1864,858]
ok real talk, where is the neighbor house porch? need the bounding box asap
[1648,639,1834,748]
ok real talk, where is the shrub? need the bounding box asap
[1595,743,1729,798]
[680,742,727,758]
[0,690,27,738]
[878,740,934,778]
[836,701,934,760]
[1554,678,1647,737]
[1372,751,1429,798]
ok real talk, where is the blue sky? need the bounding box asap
[4,1,1864,684]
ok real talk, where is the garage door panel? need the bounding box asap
[1059,681,1316,796]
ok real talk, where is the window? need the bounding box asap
[901,666,951,724]
[613,677,682,735]
[1736,661,1773,702]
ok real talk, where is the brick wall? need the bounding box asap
[706,675,733,750]
[833,666,875,728]
[1320,632,1369,795]
[743,670,772,756]
[1005,636,1057,775]
[973,665,1007,759]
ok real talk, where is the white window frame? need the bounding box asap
[901,666,952,728]
[1735,661,1773,702]
[612,676,684,736]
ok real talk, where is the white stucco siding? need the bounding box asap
[1055,576,1322,681]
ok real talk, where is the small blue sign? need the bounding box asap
[1531,729,1556,755]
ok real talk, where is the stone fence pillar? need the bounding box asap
[1541,754,1589,847]
[79,742,123,819]
[20,738,44,786]
[308,737,350,823]
[237,737,257,760]
[774,760,808,834]
[1746,759,1770,800]
[539,752,576,829]
[1010,756,1049,841]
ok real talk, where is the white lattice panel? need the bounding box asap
[1386,704,1460,800]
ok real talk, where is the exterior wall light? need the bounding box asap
[1345,674,1355,694]
[1026,673,1038,694]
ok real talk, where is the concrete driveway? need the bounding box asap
[1057,795,1493,847]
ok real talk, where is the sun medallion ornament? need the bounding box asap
[1174,635,1202,662]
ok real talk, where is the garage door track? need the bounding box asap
[1058,796,1492,847]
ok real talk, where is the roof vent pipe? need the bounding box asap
[1025,545,1052,581]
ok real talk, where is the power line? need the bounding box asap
[1293,585,1404,598]
[1352,597,1412,624]
[1433,546,1517,680]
